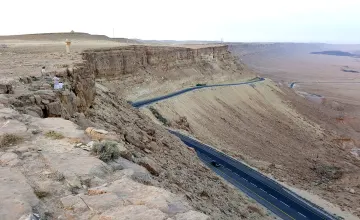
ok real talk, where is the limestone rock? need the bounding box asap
[147,141,159,151]
[137,157,161,176]
[109,157,148,174]
[174,210,210,220]
[60,195,89,212]
[59,90,78,118]
[86,127,107,140]
[33,95,42,105]
[85,127,118,141]
[0,94,9,105]
[41,99,50,104]
[47,101,62,117]
[0,152,20,166]
[25,106,43,118]
[0,84,13,94]
[99,205,167,220]
[29,96,36,104]
[30,117,85,138]
[0,119,27,136]
[0,167,39,220]
[124,129,146,149]
[43,149,111,188]
[34,90,56,102]
[81,193,123,212]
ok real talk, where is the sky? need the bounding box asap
[1,0,360,43]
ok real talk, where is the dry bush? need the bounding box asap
[149,106,169,126]
[312,164,343,183]
[34,189,50,199]
[91,140,120,162]
[45,131,64,140]
[0,133,23,148]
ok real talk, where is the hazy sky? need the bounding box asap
[1,0,359,43]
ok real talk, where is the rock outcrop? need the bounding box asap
[0,108,210,220]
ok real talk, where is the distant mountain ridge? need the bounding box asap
[0,32,140,44]
[310,50,358,57]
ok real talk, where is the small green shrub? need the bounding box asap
[196,83,207,86]
[34,189,50,199]
[45,131,64,140]
[149,106,169,126]
[91,141,120,162]
[0,133,23,148]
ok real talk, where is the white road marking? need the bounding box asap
[250,182,257,187]
[280,200,290,207]
[269,194,277,200]
[298,212,307,218]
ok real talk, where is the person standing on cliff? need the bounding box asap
[53,76,60,90]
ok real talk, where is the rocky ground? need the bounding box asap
[0,36,271,220]
[0,107,211,220]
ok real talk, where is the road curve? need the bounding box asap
[132,78,340,220]
[131,77,265,108]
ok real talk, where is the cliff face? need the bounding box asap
[83,45,231,78]
[67,44,246,112]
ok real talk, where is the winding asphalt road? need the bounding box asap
[131,77,265,108]
[131,79,340,220]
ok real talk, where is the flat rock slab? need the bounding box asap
[174,210,210,220]
[59,177,206,219]
[0,119,27,135]
[43,149,111,188]
[30,117,85,138]
[97,177,191,214]
[99,205,168,220]
[0,167,39,220]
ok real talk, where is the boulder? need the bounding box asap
[34,90,56,102]
[58,90,78,118]
[41,99,50,104]
[136,157,161,176]
[25,106,43,118]
[47,101,62,117]
[85,127,118,141]
[147,141,159,151]
[124,129,146,150]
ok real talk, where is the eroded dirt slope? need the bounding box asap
[140,80,360,217]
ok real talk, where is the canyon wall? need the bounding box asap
[83,45,231,78]
[67,45,243,112]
